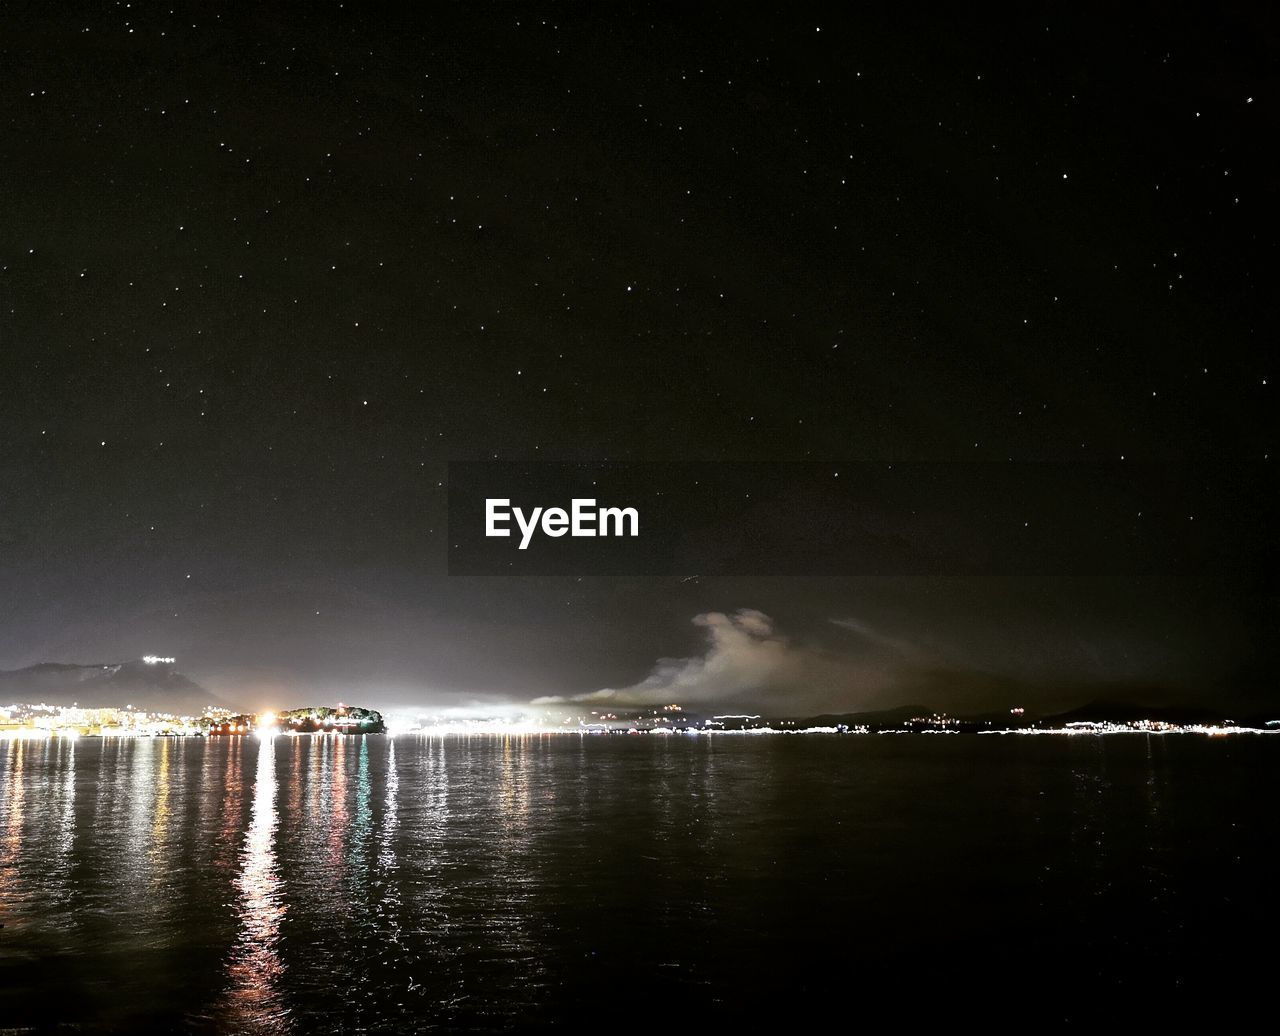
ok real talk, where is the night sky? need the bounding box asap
[1,4,1275,713]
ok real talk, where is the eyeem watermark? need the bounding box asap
[486,498,639,550]
[448,460,1272,576]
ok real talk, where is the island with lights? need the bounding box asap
[208,705,385,736]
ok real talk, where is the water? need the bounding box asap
[1,734,1275,1031]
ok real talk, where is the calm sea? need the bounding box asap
[1,734,1275,1031]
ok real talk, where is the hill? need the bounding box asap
[0,659,224,715]
[1040,699,1246,727]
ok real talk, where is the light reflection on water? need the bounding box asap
[0,734,1277,1029]
[0,738,26,931]
[224,736,289,1034]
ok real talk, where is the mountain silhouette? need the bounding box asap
[0,659,224,715]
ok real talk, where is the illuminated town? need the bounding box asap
[0,703,389,739]
[0,701,218,738]
[2,693,1275,740]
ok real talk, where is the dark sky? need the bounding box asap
[1,3,1275,713]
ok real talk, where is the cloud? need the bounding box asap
[531,606,1223,717]
[532,609,885,710]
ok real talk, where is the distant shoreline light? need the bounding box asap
[1,725,1277,740]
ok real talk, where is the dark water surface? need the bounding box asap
[1,734,1275,1031]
